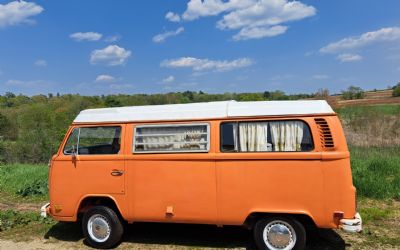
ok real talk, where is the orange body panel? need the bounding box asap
[48,115,357,228]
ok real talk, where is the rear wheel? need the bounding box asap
[82,206,124,249]
[253,216,306,250]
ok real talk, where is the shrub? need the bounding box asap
[16,179,48,197]
[314,88,330,98]
[393,83,400,97]
[341,86,365,100]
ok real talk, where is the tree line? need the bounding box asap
[0,90,313,164]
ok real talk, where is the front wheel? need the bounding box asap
[253,216,306,250]
[82,206,124,249]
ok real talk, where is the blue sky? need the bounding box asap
[0,0,399,96]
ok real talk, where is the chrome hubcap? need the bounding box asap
[87,214,111,243]
[263,220,296,250]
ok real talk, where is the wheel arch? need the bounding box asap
[243,211,316,230]
[76,195,125,221]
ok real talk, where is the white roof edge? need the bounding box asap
[73,100,335,123]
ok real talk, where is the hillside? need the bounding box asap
[326,89,400,107]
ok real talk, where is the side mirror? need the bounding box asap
[71,145,77,165]
[71,145,77,156]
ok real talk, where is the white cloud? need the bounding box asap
[70,32,103,41]
[320,27,400,54]
[165,11,181,22]
[312,74,330,80]
[177,0,315,40]
[34,59,47,67]
[215,1,315,30]
[0,1,43,27]
[336,53,363,62]
[161,57,254,72]
[162,75,175,83]
[90,45,132,66]
[104,35,121,43]
[153,27,184,43]
[233,25,287,41]
[182,0,253,20]
[95,74,116,83]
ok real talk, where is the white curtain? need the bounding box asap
[239,122,269,151]
[139,126,206,151]
[270,121,304,151]
[270,122,282,151]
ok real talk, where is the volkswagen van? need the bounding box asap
[41,100,362,249]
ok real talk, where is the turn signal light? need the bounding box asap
[333,211,344,226]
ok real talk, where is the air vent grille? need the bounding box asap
[314,118,334,148]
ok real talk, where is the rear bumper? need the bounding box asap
[40,202,77,222]
[339,212,362,233]
[40,202,50,218]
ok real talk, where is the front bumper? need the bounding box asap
[339,212,362,233]
[40,202,50,218]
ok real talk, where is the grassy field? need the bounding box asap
[350,146,400,200]
[0,164,48,203]
[0,146,399,249]
[337,104,400,147]
[336,103,400,116]
[0,105,399,248]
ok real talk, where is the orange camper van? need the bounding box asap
[41,100,362,249]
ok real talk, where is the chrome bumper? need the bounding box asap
[40,202,50,218]
[340,212,362,233]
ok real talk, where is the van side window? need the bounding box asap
[64,128,79,155]
[220,123,238,152]
[134,123,209,153]
[63,126,121,155]
[220,120,313,152]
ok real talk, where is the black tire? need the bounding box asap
[82,206,124,249]
[253,216,306,250]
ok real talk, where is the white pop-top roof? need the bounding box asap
[73,100,334,123]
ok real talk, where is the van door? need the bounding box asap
[50,125,125,217]
[125,123,217,224]
[216,119,324,225]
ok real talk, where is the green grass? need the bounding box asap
[342,199,400,248]
[0,210,56,240]
[359,207,392,224]
[0,164,48,202]
[0,209,53,232]
[336,104,400,117]
[350,146,400,200]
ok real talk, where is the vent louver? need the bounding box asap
[314,118,334,148]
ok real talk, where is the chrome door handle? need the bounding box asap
[111,169,124,176]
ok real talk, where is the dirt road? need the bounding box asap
[0,220,351,250]
[1,200,400,249]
